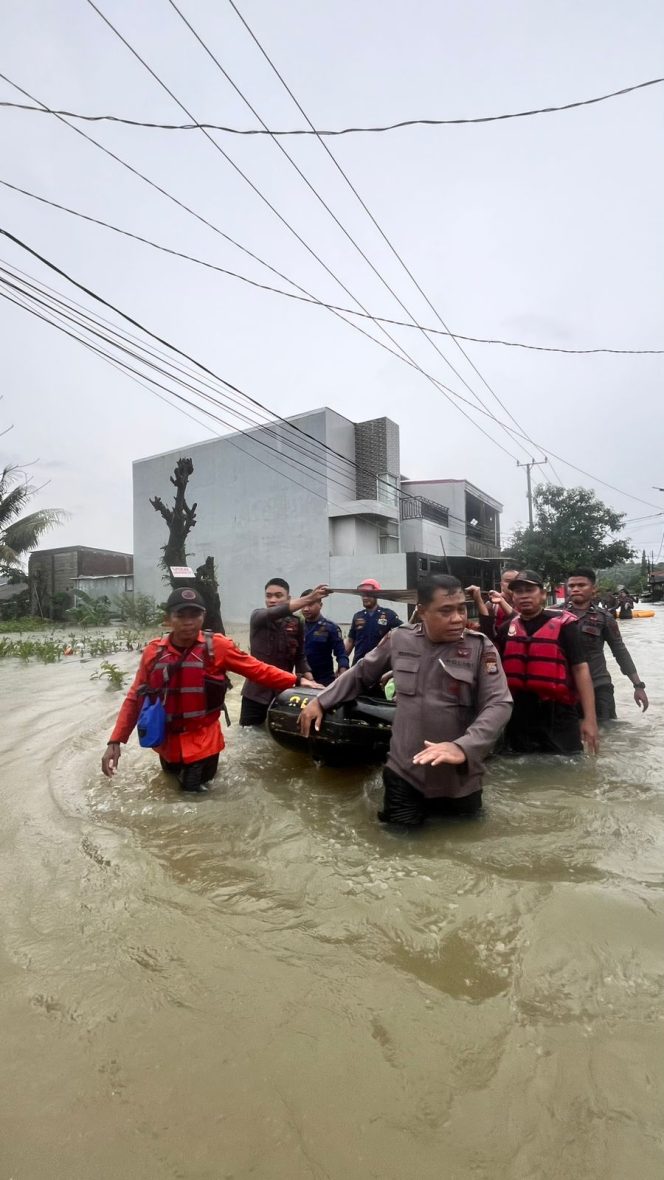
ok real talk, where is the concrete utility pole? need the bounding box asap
[517,458,548,527]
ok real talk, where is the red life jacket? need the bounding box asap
[147,633,227,734]
[502,611,578,706]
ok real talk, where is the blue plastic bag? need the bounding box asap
[137,694,167,748]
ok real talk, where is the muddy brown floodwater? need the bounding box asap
[1,614,664,1179]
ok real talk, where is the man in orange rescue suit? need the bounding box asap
[486,570,599,755]
[102,587,313,792]
[299,575,512,827]
[240,578,329,726]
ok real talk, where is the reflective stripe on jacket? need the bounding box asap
[502,611,578,706]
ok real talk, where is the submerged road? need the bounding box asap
[1,613,663,1178]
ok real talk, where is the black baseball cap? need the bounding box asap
[508,569,544,589]
[166,587,206,613]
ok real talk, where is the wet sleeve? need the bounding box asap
[331,624,349,669]
[108,646,155,744]
[295,622,311,678]
[478,614,498,643]
[316,636,393,709]
[453,640,513,774]
[603,616,638,678]
[559,621,586,666]
[214,636,297,692]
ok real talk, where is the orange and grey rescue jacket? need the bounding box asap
[501,611,578,706]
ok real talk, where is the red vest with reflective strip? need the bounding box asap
[502,611,578,706]
[148,637,220,733]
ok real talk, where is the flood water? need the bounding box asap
[1,614,664,1179]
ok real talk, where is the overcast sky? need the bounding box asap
[2,0,663,562]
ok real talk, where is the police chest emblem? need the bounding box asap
[456,646,470,658]
[378,613,388,625]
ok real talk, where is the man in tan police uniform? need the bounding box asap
[300,575,512,826]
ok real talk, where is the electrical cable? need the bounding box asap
[0,276,486,543]
[1,75,661,134]
[84,1,524,464]
[0,261,495,542]
[223,0,556,477]
[2,224,660,512]
[167,0,537,469]
[0,74,531,467]
[3,176,661,357]
[6,265,493,542]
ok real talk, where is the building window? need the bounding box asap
[377,473,399,507]
[379,521,399,554]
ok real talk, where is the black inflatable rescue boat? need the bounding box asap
[267,685,395,766]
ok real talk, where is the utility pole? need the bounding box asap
[517,458,548,527]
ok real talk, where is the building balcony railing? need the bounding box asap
[466,537,501,560]
[399,496,449,527]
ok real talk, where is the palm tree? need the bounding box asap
[0,465,66,576]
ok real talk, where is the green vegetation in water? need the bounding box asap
[0,631,153,662]
[67,590,113,627]
[0,617,57,634]
[0,636,64,663]
[90,661,127,690]
[114,592,164,629]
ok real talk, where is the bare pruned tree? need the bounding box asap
[150,457,224,632]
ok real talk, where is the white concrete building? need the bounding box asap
[133,408,502,626]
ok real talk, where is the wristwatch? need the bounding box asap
[634,681,646,689]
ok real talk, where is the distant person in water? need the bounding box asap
[616,589,634,621]
[102,588,314,792]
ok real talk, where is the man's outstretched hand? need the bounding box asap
[412,741,466,768]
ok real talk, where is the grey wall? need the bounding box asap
[134,410,352,625]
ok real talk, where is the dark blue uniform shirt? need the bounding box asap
[304,615,349,686]
[348,605,402,662]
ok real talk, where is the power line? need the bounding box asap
[0,77,533,468]
[3,175,662,358]
[2,224,661,519]
[1,75,662,134]
[224,0,559,479]
[79,5,523,462]
[1,259,498,542]
[167,0,537,468]
[4,68,651,503]
[0,266,489,543]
